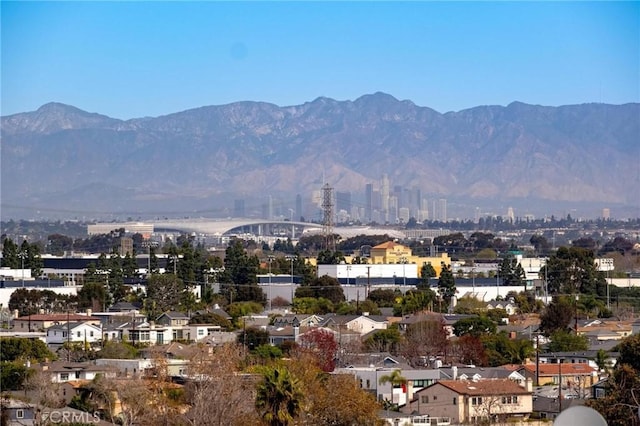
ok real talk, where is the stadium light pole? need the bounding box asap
[286,255,295,304]
[267,255,274,311]
[19,251,27,288]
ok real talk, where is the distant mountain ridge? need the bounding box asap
[1,93,638,219]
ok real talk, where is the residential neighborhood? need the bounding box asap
[1,231,639,425]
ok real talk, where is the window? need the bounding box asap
[366,379,370,388]
[198,329,205,336]
[77,331,81,338]
[60,373,69,381]
[16,409,24,419]
[413,379,432,388]
[90,331,94,337]
[433,396,437,401]
[472,397,483,405]
[421,395,429,404]
[75,372,80,379]
[501,396,519,404]
[453,397,457,405]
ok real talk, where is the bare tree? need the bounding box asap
[24,369,63,408]
[181,343,257,426]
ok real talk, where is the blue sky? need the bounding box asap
[2,1,638,119]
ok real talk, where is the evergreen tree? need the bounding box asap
[437,264,456,304]
[1,238,20,268]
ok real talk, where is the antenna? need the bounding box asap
[321,183,335,251]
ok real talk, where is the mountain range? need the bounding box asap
[1,92,638,220]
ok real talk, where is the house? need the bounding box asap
[95,358,153,378]
[486,299,518,316]
[336,355,445,407]
[322,313,389,335]
[439,366,526,385]
[59,379,91,405]
[0,397,36,425]
[404,379,533,424]
[46,322,102,346]
[35,361,115,383]
[512,363,598,397]
[13,313,101,332]
[272,314,324,328]
[156,311,190,327]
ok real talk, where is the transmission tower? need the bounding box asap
[321,183,335,251]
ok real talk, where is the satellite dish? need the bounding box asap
[554,406,607,426]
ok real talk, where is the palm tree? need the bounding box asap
[378,369,407,410]
[256,366,303,426]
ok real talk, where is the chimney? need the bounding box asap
[452,365,458,380]
[39,308,45,315]
[524,377,533,392]
[86,309,92,317]
[363,312,370,316]
[13,309,19,319]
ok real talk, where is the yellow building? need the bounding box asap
[364,241,451,277]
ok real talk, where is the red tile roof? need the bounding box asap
[16,314,100,322]
[519,363,596,376]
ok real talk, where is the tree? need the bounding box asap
[419,262,437,286]
[364,328,402,353]
[539,296,576,336]
[378,369,407,410]
[239,327,270,352]
[367,288,398,307]
[304,374,381,426]
[543,246,607,296]
[586,364,640,426]
[298,328,338,372]
[219,240,265,304]
[453,316,497,338]
[255,366,303,426]
[145,274,190,319]
[454,335,488,366]
[437,264,456,306]
[285,351,381,426]
[296,275,344,305]
[1,237,20,268]
[400,318,449,367]
[0,337,56,362]
[182,343,254,426]
[615,333,640,372]
[546,330,589,352]
[498,256,526,287]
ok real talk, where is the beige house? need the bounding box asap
[405,379,533,424]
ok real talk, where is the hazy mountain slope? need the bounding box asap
[1,93,638,218]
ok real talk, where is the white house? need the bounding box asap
[46,322,102,346]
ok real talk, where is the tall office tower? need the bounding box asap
[365,183,373,222]
[432,200,438,221]
[421,198,429,221]
[233,199,245,218]
[267,195,274,220]
[474,207,481,224]
[602,208,610,220]
[381,174,390,221]
[336,191,352,215]
[507,207,515,223]
[388,195,398,224]
[398,207,410,224]
[438,198,447,223]
[393,185,403,209]
[295,194,303,221]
